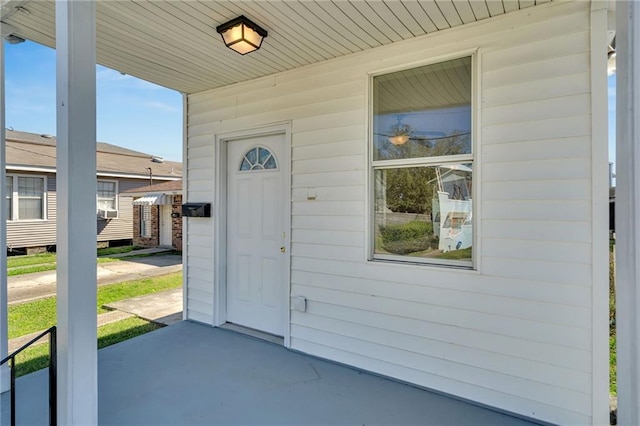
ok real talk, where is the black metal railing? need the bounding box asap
[0,326,57,426]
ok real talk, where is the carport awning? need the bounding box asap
[133,193,171,206]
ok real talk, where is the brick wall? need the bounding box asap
[132,205,159,248]
[172,195,183,251]
[131,195,182,250]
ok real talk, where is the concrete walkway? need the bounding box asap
[97,247,174,258]
[104,288,183,326]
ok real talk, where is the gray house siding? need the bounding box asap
[7,173,170,250]
[7,172,57,251]
[96,178,151,242]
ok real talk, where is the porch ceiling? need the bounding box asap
[1,0,552,94]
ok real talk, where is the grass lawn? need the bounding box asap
[610,247,616,395]
[14,317,162,377]
[9,298,57,339]
[97,246,141,256]
[434,246,472,260]
[6,245,133,269]
[8,264,56,276]
[9,272,182,339]
[610,334,616,395]
[7,252,57,276]
[96,273,182,314]
[6,246,176,276]
[7,253,56,268]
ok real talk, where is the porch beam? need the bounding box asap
[55,1,98,424]
[0,25,10,395]
[616,1,640,425]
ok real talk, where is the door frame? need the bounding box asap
[213,123,292,347]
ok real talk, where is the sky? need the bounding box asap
[608,74,616,176]
[4,40,183,162]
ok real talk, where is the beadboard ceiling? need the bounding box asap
[1,0,551,94]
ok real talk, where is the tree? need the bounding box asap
[380,131,470,214]
[385,167,435,213]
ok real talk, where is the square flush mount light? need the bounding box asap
[216,15,268,55]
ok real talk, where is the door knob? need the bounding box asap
[280,246,286,253]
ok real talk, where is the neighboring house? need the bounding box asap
[6,1,639,425]
[5,130,182,253]
[121,180,183,251]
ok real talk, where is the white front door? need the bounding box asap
[160,204,172,247]
[226,133,288,336]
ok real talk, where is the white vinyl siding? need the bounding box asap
[185,2,605,425]
[182,136,215,324]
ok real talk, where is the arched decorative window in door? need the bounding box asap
[239,146,278,171]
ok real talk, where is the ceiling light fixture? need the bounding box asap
[216,15,268,55]
[5,34,25,44]
[388,117,412,146]
[388,134,409,146]
[607,38,616,77]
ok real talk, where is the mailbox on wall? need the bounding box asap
[181,203,211,218]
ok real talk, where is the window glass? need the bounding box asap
[17,177,44,220]
[239,146,277,171]
[97,181,117,211]
[372,57,473,267]
[373,57,472,161]
[373,164,472,263]
[140,205,152,238]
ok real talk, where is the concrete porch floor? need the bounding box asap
[4,321,540,425]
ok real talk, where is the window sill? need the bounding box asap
[368,255,478,273]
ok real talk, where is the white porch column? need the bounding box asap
[0,29,10,395]
[616,1,640,425]
[55,1,98,424]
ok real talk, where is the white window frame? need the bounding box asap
[97,179,118,213]
[5,175,12,222]
[368,53,478,269]
[6,174,48,222]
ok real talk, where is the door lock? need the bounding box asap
[280,246,286,253]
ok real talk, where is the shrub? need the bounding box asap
[380,221,432,243]
[379,221,434,255]
[380,239,430,255]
